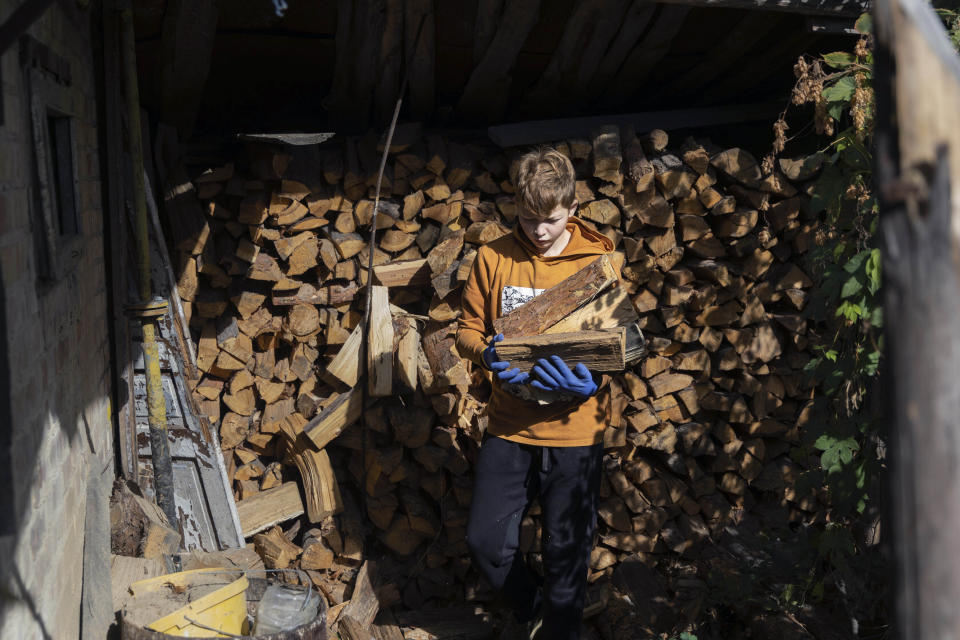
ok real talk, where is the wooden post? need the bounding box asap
[876,0,960,635]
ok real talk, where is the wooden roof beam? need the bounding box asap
[654,0,870,17]
[487,101,781,148]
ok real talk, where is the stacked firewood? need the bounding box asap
[162,122,825,613]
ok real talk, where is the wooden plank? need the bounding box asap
[493,255,618,337]
[304,388,364,449]
[235,482,305,538]
[368,286,394,397]
[496,327,626,373]
[487,102,780,148]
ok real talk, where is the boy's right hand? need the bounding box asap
[482,334,531,384]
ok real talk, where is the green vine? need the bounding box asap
[750,8,960,632]
[754,12,887,630]
[767,11,880,525]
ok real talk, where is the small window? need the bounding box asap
[21,35,83,282]
[46,112,79,236]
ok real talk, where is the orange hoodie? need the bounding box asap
[456,218,617,447]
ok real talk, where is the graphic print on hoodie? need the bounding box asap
[500,286,545,315]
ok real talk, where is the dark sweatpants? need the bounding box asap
[466,435,603,640]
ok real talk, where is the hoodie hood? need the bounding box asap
[513,216,614,261]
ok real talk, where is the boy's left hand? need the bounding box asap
[530,355,598,398]
[483,334,531,384]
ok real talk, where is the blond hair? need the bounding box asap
[511,147,576,218]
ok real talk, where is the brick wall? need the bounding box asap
[0,0,114,637]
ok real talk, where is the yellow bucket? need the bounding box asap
[127,569,249,637]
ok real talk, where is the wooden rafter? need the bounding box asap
[519,0,632,115]
[404,0,435,119]
[457,0,541,122]
[600,4,691,107]
[374,0,403,125]
[658,11,786,99]
[703,29,814,102]
[473,0,505,65]
[587,0,659,97]
[324,0,387,129]
[158,0,219,138]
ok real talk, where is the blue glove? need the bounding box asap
[530,355,598,398]
[497,366,531,385]
[482,333,505,370]
[482,334,531,385]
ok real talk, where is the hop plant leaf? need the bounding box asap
[823,51,857,69]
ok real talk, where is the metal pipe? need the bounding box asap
[120,4,178,529]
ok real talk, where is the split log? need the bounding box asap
[493,255,619,337]
[496,328,627,373]
[287,446,344,522]
[236,483,306,538]
[253,526,301,569]
[304,389,364,450]
[373,259,433,287]
[368,286,394,396]
[324,321,365,388]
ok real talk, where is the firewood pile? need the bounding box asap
[162,122,825,618]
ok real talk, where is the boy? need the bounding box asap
[456,148,616,639]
